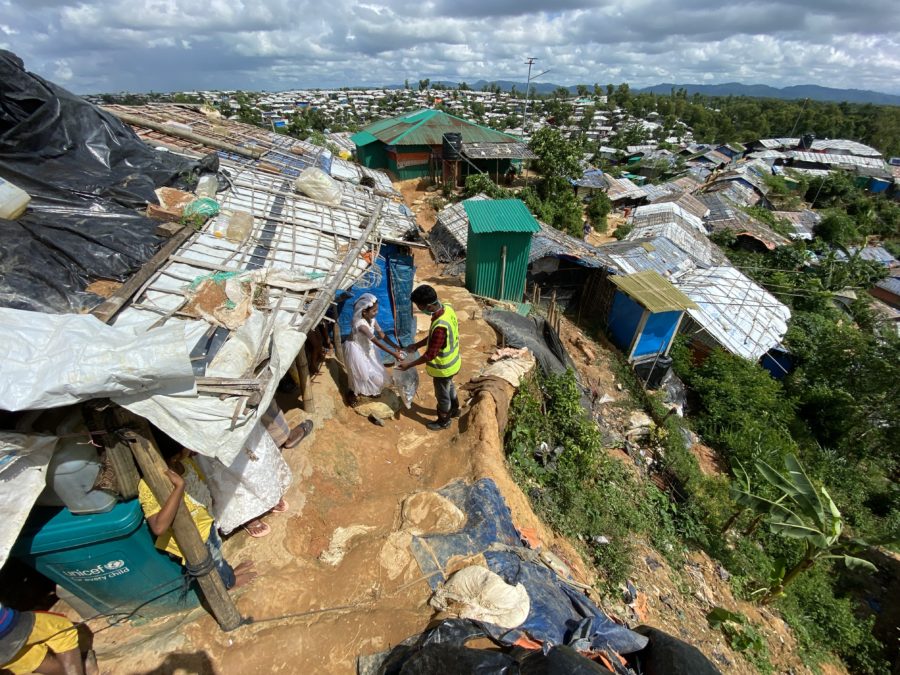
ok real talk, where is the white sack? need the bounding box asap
[0,433,57,568]
[294,167,342,206]
[430,565,530,629]
[0,308,196,411]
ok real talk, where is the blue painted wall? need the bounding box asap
[608,291,644,354]
[634,310,682,358]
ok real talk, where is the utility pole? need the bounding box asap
[522,57,550,140]
[523,58,536,139]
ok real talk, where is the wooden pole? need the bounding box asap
[295,347,315,413]
[114,409,242,631]
[108,110,264,160]
[84,402,140,499]
[91,226,194,324]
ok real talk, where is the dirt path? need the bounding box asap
[83,179,822,675]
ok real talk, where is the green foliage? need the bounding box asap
[816,210,862,247]
[706,608,772,673]
[505,371,680,586]
[744,206,794,238]
[776,567,890,674]
[462,173,512,200]
[586,191,612,232]
[731,454,876,603]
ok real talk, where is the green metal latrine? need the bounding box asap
[464,200,540,302]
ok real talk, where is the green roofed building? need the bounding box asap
[350,109,522,180]
[464,199,540,302]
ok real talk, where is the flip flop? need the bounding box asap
[242,520,271,538]
[271,498,289,513]
[284,420,314,449]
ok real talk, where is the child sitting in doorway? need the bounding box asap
[138,445,256,590]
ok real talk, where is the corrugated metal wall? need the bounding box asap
[465,230,532,301]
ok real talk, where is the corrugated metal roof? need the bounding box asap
[464,199,541,234]
[596,237,697,279]
[846,245,899,266]
[462,142,536,160]
[676,266,791,361]
[605,175,646,201]
[809,139,882,157]
[357,109,518,146]
[627,221,724,268]
[786,151,886,170]
[699,193,790,249]
[349,130,379,146]
[611,271,696,312]
[876,276,900,296]
[632,202,705,232]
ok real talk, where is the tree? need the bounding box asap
[528,127,581,190]
[576,84,589,97]
[731,454,876,604]
[404,79,410,90]
[815,210,861,247]
[586,191,612,232]
[418,78,430,91]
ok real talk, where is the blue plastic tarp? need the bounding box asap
[411,479,648,654]
[337,244,415,353]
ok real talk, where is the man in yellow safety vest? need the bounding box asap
[396,284,461,430]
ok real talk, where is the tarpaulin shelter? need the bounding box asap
[0,51,415,627]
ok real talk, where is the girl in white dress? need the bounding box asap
[344,293,405,406]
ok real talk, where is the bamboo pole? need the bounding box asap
[109,110,264,160]
[114,410,242,631]
[295,347,315,413]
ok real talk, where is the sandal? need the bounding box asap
[271,498,289,513]
[242,520,271,538]
[284,420,314,449]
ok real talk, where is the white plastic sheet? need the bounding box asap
[0,308,196,411]
[0,433,57,568]
[114,309,306,465]
[196,423,292,535]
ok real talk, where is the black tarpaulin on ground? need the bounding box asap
[0,49,206,313]
[357,619,616,675]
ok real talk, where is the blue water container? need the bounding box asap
[13,500,198,620]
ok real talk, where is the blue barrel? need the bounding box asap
[13,500,198,619]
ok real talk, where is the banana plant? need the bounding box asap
[731,454,877,604]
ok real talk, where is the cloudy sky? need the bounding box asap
[1,0,898,94]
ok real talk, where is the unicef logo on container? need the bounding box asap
[103,560,125,571]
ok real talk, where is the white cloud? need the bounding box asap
[1,0,898,94]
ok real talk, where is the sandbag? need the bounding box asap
[430,565,530,629]
[294,167,342,206]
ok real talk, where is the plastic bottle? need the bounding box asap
[195,174,218,199]
[225,210,254,243]
[0,176,31,220]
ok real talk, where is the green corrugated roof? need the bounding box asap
[349,130,379,146]
[464,199,541,235]
[355,109,518,147]
[610,271,697,313]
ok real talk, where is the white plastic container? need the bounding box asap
[225,210,253,243]
[36,416,116,514]
[0,176,31,220]
[195,174,219,199]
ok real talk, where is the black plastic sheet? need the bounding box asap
[359,619,616,675]
[0,49,203,313]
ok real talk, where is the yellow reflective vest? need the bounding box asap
[425,304,461,378]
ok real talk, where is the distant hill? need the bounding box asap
[633,82,900,105]
[386,79,900,105]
